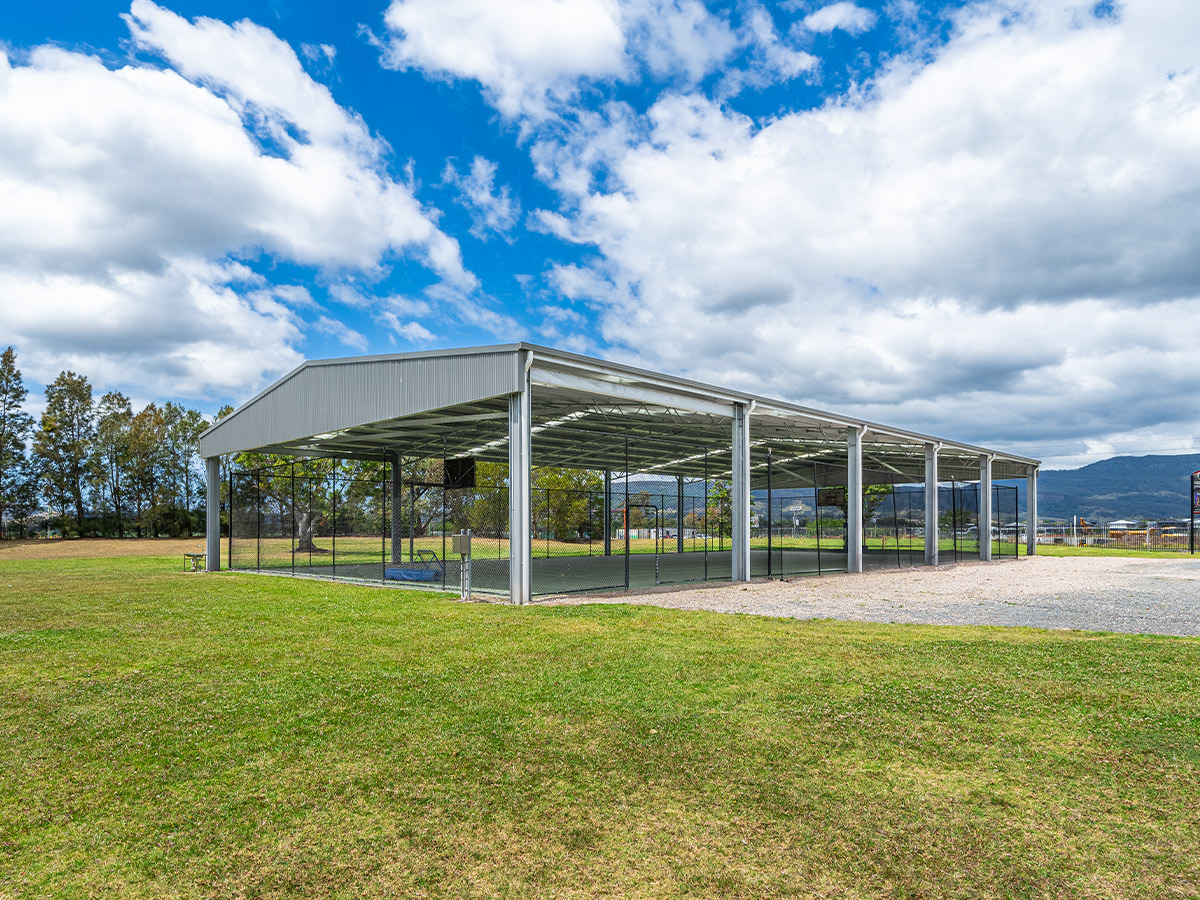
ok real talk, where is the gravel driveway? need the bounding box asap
[549,556,1200,637]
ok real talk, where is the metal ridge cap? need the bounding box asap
[524,344,748,405]
[303,343,524,368]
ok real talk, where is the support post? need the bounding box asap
[603,469,612,557]
[1026,465,1038,557]
[925,443,939,567]
[732,403,752,582]
[766,448,773,578]
[391,452,403,564]
[979,455,993,561]
[846,427,864,574]
[676,475,685,554]
[205,456,220,571]
[508,360,533,605]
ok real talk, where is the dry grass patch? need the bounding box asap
[0,537,227,560]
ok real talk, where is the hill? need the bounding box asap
[628,454,1200,523]
[1035,453,1200,522]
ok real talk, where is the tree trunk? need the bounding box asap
[294,510,327,553]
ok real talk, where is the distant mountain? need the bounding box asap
[626,454,1200,523]
[1035,454,1200,522]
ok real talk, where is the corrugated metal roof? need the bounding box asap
[200,347,521,458]
[200,342,1040,477]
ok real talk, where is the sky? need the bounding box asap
[1,0,1198,469]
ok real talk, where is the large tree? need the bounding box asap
[128,403,166,537]
[94,392,133,537]
[33,371,95,535]
[158,402,208,536]
[0,347,34,539]
[531,466,603,540]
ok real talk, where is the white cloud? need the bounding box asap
[0,3,472,401]
[533,0,1200,458]
[379,0,737,119]
[314,315,369,351]
[722,5,817,95]
[329,284,431,318]
[443,156,521,240]
[381,0,626,119]
[0,258,304,397]
[803,2,878,35]
[378,315,435,344]
[626,0,738,83]
[301,42,337,70]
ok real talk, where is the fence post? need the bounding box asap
[766,448,773,579]
[624,438,630,589]
[255,472,261,571]
[291,463,296,576]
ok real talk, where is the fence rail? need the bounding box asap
[1031,524,1192,552]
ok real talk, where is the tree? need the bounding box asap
[0,347,34,539]
[863,484,895,522]
[162,402,208,536]
[94,392,133,537]
[532,467,603,540]
[708,480,733,538]
[33,371,95,535]
[128,403,166,537]
[465,461,508,537]
[7,460,40,537]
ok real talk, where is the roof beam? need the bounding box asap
[532,367,735,419]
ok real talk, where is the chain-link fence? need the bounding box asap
[230,467,512,593]
[993,484,1019,558]
[229,461,1023,596]
[937,482,980,563]
[1033,521,1192,551]
[528,479,735,593]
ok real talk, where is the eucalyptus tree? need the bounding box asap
[0,347,34,538]
[174,406,209,535]
[94,392,133,537]
[128,403,166,537]
[32,371,95,535]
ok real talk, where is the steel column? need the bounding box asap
[603,469,612,557]
[846,427,864,573]
[1026,465,1038,557]
[676,476,685,554]
[731,403,751,582]
[979,455,993,561]
[508,363,532,605]
[925,443,939,567]
[205,456,220,571]
[391,452,403,564]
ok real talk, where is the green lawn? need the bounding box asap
[2,552,1198,898]
[1030,544,1192,559]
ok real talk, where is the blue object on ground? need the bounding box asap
[385,567,440,582]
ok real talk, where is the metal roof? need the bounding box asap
[200,343,1039,483]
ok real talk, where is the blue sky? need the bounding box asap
[2,0,1198,468]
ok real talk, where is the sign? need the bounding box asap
[817,487,846,508]
[1192,471,1200,555]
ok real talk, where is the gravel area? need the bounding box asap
[547,556,1200,636]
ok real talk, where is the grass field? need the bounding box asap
[1032,544,1193,559]
[2,543,1198,898]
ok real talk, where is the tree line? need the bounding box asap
[0,346,212,538]
[0,342,779,545]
